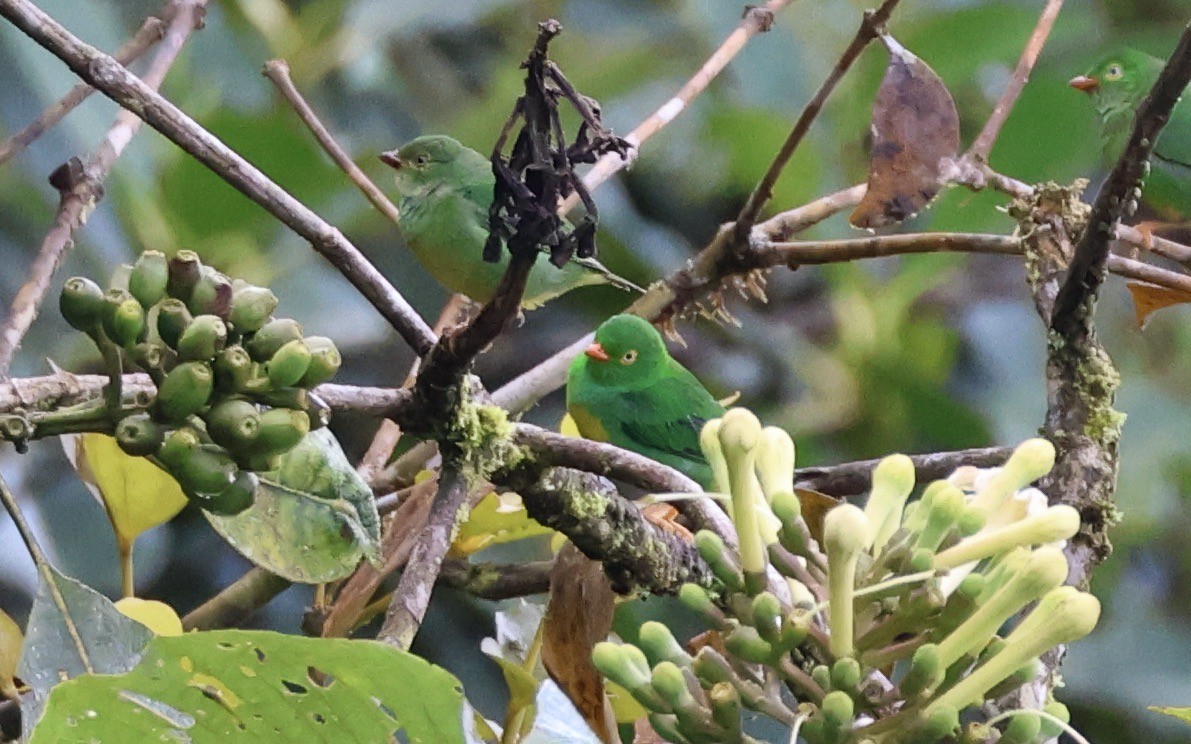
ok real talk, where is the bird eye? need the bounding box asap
[415,155,429,166]
[620,350,638,365]
[1105,63,1123,80]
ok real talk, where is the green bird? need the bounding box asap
[380,135,637,309]
[1071,49,1191,221]
[566,314,725,488]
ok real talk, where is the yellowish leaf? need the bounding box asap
[114,597,184,637]
[452,492,554,556]
[607,681,647,724]
[1150,706,1191,726]
[61,433,188,546]
[0,608,22,699]
[1125,280,1191,329]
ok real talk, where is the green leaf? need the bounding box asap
[205,430,381,583]
[0,608,22,699]
[18,565,154,737]
[1150,706,1191,726]
[29,629,472,743]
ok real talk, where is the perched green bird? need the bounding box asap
[566,314,725,487]
[380,135,637,309]
[1071,50,1191,221]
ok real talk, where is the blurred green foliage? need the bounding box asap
[2,0,1191,739]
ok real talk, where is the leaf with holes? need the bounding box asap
[205,430,382,583]
[18,565,154,738]
[850,35,960,229]
[29,629,475,743]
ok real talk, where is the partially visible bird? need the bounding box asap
[380,135,638,309]
[566,314,725,488]
[1071,49,1191,221]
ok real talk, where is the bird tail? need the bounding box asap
[573,256,646,294]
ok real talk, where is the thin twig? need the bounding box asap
[965,0,1064,163]
[261,58,402,225]
[794,446,1013,497]
[181,567,290,631]
[760,232,1021,265]
[0,13,167,165]
[1051,28,1191,336]
[0,470,92,671]
[0,0,207,379]
[564,0,792,211]
[438,558,552,600]
[0,0,438,355]
[733,0,902,242]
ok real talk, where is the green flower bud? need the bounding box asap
[246,318,303,362]
[114,413,165,457]
[811,664,832,694]
[679,583,725,625]
[59,276,105,333]
[820,690,854,729]
[904,480,947,533]
[785,578,816,609]
[956,506,986,536]
[934,572,986,637]
[823,503,871,658]
[638,622,691,668]
[128,250,169,307]
[250,407,310,457]
[266,338,313,388]
[213,345,255,392]
[229,285,278,333]
[166,250,203,300]
[690,647,733,688]
[189,469,257,516]
[154,361,214,422]
[970,438,1055,515]
[864,453,915,552]
[986,657,1042,700]
[101,289,145,348]
[830,658,861,692]
[779,609,810,650]
[650,661,694,711]
[1040,701,1069,738]
[998,711,1041,744]
[771,492,809,557]
[927,587,1100,714]
[205,399,261,452]
[645,715,684,743]
[913,483,964,552]
[298,336,342,387]
[694,530,743,592]
[756,426,795,500]
[186,265,233,318]
[724,623,773,664]
[156,298,193,348]
[698,418,731,497]
[935,547,1067,670]
[751,592,782,644]
[899,643,943,698]
[593,643,656,707]
[933,505,1080,570]
[718,408,768,588]
[175,314,228,362]
[914,704,959,742]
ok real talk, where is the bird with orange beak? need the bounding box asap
[566,314,725,487]
[1071,49,1191,222]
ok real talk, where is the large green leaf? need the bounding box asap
[29,629,472,743]
[205,430,381,583]
[18,565,154,738]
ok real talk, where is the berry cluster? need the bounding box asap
[58,250,341,515]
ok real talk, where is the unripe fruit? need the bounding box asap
[266,339,312,388]
[166,250,202,300]
[213,345,254,392]
[246,318,302,362]
[252,407,310,456]
[59,277,105,333]
[101,289,145,348]
[156,299,192,349]
[176,314,228,362]
[194,469,257,516]
[205,399,261,452]
[128,250,169,307]
[298,336,341,387]
[155,362,214,422]
[114,413,165,457]
[229,285,278,333]
[186,265,232,318]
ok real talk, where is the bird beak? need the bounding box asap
[379,150,403,169]
[1068,75,1099,93]
[585,342,610,362]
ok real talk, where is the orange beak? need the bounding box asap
[379,150,403,169]
[585,342,610,362]
[1069,75,1099,94]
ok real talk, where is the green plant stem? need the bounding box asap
[779,657,826,704]
[101,344,123,416]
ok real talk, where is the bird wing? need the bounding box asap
[1154,94,1191,169]
[617,369,725,464]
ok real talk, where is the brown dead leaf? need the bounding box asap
[796,487,841,546]
[641,503,694,542]
[850,35,960,229]
[1125,280,1191,328]
[542,542,617,742]
[686,629,726,657]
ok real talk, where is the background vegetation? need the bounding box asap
[2,0,1191,740]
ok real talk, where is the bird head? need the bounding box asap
[379,135,474,197]
[583,314,667,387]
[1070,50,1163,114]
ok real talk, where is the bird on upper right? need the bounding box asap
[1071,49,1191,225]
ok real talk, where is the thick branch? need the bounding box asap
[0,0,437,355]
[439,558,552,600]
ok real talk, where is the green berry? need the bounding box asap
[114,414,164,457]
[229,285,278,333]
[155,361,214,422]
[166,250,203,300]
[298,336,341,387]
[128,250,169,307]
[59,277,105,333]
[176,314,228,362]
[246,318,302,362]
[266,339,312,388]
[205,399,261,452]
[101,289,145,348]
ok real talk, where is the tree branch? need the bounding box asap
[0,11,167,165]
[0,0,437,355]
[438,558,552,600]
[793,446,1013,497]
[0,0,206,378]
